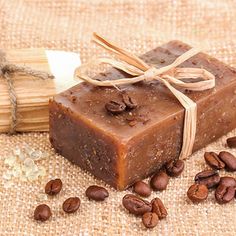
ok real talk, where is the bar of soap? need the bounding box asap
[49,41,236,190]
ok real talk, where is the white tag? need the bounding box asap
[45,50,81,93]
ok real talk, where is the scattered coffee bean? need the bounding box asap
[219,151,236,171]
[34,204,52,222]
[165,159,184,177]
[45,178,63,196]
[122,93,137,109]
[204,152,225,170]
[227,136,236,148]
[62,197,81,213]
[219,176,236,187]
[187,184,208,203]
[215,184,235,204]
[105,100,126,115]
[194,170,220,188]
[85,185,109,201]
[133,181,151,197]
[142,212,159,229]
[151,198,167,219]
[122,194,152,215]
[150,171,169,191]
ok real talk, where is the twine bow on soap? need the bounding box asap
[74,33,216,160]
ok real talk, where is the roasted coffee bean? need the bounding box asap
[45,178,63,195]
[227,136,236,148]
[122,194,152,215]
[133,181,151,197]
[105,100,126,114]
[62,197,81,213]
[219,176,236,187]
[194,170,220,188]
[165,159,184,177]
[187,184,208,203]
[121,93,137,109]
[34,204,52,222]
[219,151,236,171]
[150,171,169,191]
[151,198,167,219]
[215,184,235,204]
[204,152,225,170]
[85,185,109,201]
[142,212,158,229]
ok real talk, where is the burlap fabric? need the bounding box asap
[1,0,236,235]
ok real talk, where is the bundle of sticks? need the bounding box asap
[0,48,80,133]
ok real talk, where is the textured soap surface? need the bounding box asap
[49,40,236,190]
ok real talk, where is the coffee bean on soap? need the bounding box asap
[34,204,52,222]
[151,198,167,219]
[45,179,63,196]
[122,92,137,109]
[187,184,208,203]
[62,197,81,213]
[215,185,235,204]
[142,212,159,229]
[133,181,151,197]
[85,185,109,201]
[219,176,236,187]
[165,159,184,177]
[219,151,236,171]
[105,100,126,114]
[122,194,152,216]
[150,171,169,191]
[204,152,225,170]
[227,136,236,148]
[194,170,220,188]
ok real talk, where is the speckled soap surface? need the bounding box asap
[49,40,236,190]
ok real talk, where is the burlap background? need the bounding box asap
[1,0,236,235]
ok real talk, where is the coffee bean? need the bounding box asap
[85,185,109,201]
[45,178,63,196]
[34,204,52,222]
[105,100,126,114]
[151,198,167,219]
[219,176,236,187]
[122,194,152,215]
[219,151,236,171]
[204,152,225,170]
[121,93,137,109]
[165,159,184,177]
[187,184,208,203]
[62,197,80,213]
[142,212,158,229]
[227,136,236,148]
[194,170,220,188]
[215,184,235,204]
[133,181,151,197]
[150,171,169,191]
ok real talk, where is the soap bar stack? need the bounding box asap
[49,40,236,190]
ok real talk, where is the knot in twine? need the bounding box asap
[74,33,215,160]
[0,50,54,134]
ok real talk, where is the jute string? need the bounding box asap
[0,50,54,134]
[75,33,216,160]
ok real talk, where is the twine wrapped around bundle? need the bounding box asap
[74,33,216,160]
[0,49,54,134]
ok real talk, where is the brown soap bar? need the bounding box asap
[49,41,236,190]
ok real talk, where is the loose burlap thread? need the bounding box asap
[1,0,236,235]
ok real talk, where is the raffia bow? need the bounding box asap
[74,33,215,160]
